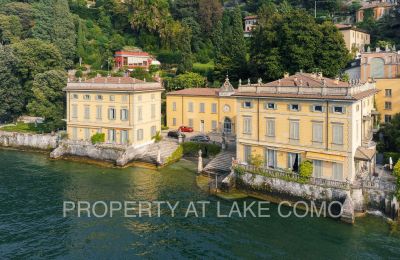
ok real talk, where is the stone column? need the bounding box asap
[157,146,161,166]
[198,150,203,174]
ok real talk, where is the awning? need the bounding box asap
[355,146,376,161]
[306,152,345,162]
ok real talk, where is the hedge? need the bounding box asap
[383,152,400,165]
[181,142,221,157]
[91,133,105,144]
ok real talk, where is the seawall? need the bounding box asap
[0,131,58,150]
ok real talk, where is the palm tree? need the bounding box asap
[152,131,163,143]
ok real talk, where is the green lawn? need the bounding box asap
[193,61,214,71]
[0,122,48,134]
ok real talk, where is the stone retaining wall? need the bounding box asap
[50,140,126,162]
[0,131,58,150]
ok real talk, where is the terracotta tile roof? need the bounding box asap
[355,146,376,161]
[65,77,163,92]
[167,88,223,97]
[233,88,379,101]
[335,24,369,33]
[261,73,350,88]
[360,1,396,10]
[81,77,145,84]
[244,15,258,20]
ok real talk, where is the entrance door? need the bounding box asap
[200,120,205,132]
[223,117,232,134]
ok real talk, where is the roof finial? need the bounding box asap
[247,78,250,85]
[238,79,242,86]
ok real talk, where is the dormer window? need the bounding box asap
[243,101,252,108]
[96,95,103,100]
[265,102,277,110]
[289,104,300,111]
[72,94,78,99]
[83,94,90,100]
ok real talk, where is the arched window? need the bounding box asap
[370,58,384,78]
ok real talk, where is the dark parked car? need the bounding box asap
[190,134,210,143]
[167,130,185,139]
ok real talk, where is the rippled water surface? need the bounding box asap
[0,149,399,259]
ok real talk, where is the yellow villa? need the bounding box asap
[335,24,370,53]
[234,72,378,182]
[166,77,237,135]
[65,77,163,147]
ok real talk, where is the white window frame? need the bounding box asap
[332,124,344,145]
[312,122,323,143]
[243,116,252,134]
[289,120,299,140]
[266,118,275,137]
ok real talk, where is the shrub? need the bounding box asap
[161,125,169,130]
[394,160,400,200]
[233,165,246,176]
[75,70,83,78]
[299,160,313,179]
[249,154,264,168]
[165,145,183,165]
[91,133,105,144]
[181,142,221,157]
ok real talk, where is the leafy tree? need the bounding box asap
[0,45,24,122]
[214,7,248,82]
[164,72,206,92]
[11,39,63,82]
[0,2,34,35]
[27,70,67,125]
[0,14,22,44]
[128,0,171,34]
[378,113,400,153]
[316,21,350,77]
[198,0,223,35]
[31,0,76,67]
[250,6,348,80]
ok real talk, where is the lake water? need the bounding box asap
[0,149,399,259]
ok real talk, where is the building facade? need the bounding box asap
[166,78,237,134]
[65,77,163,147]
[359,49,400,123]
[244,15,257,37]
[114,50,159,70]
[234,73,378,182]
[335,24,370,53]
[356,0,397,22]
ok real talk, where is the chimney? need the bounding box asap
[318,72,323,79]
[311,73,317,79]
[284,72,289,78]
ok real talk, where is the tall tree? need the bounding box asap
[214,7,248,82]
[27,70,67,125]
[0,45,24,122]
[198,0,223,35]
[0,14,22,44]
[250,7,348,80]
[31,0,76,68]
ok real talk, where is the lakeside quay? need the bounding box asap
[0,149,400,258]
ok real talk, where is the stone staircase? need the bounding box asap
[203,150,236,176]
[116,139,179,166]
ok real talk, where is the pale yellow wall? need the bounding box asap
[235,97,377,181]
[66,90,162,147]
[340,29,370,52]
[166,95,237,133]
[375,79,400,122]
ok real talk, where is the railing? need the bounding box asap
[234,163,351,190]
[359,179,396,192]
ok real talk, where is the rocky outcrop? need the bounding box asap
[50,140,125,162]
[341,193,355,224]
[0,131,58,150]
